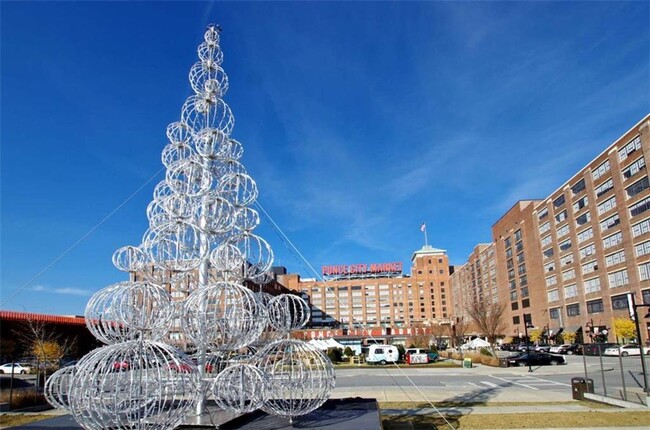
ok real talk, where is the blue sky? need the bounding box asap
[1,2,649,315]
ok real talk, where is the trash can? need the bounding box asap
[499,358,509,368]
[571,377,594,400]
[463,358,472,368]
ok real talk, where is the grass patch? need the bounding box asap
[0,414,52,427]
[382,411,650,429]
[0,390,47,410]
[379,400,614,409]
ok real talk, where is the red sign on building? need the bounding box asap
[321,262,402,277]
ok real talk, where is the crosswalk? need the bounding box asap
[442,376,570,390]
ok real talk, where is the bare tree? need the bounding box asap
[13,318,77,390]
[446,318,470,348]
[467,301,507,351]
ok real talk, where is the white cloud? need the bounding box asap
[27,285,93,297]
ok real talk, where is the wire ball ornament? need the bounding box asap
[85,281,175,344]
[212,363,268,413]
[255,339,336,421]
[48,24,335,426]
[44,365,76,411]
[68,341,201,430]
[181,282,267,351]
[267,294,311,334]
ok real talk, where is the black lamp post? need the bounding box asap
[523,313,534,373]
[627,293,650,399]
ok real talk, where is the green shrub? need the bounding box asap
[479,347,493,356]
[343,347,354,357]
[326,347,343,363]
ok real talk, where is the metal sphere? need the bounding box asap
[112,245,147,273]
[217,138,244,162]
[218,233,273,281]
[197,193,236,235]
[166,159,213,197]
[197,42,223,65]
[45,365,76,410]
[212,364,268,413]
[85,281,174,344]
[166,121,193,146]
[142,221,207,273]
[181,95,234,137]
[194,127,229,159]
[152,181,174,202]
[234,207,260,232]
[255,339,335,419]
[181,282,267,351]
[161,142,196,168]
[204,25,220,45]
[217,172,258,207]
[69,341,201,430]
[268,294,311,333]
[189,62,229,97]
[251,292,284,347]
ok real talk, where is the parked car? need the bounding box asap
[533,344,552,352]
[581,343,619,356]
[0,363,32,374]
[404,348,439,364]
[549,344,580,355]
[506,352,566,367]
[516,343,535,352]
[603,344,650,357]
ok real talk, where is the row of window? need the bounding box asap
[549,289,648,319]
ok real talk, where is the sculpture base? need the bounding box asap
[217,398,381,429]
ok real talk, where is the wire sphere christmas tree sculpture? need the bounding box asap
[46,24,334,428]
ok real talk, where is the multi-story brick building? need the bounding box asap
[280,245,455,344]
[453,114,650,344]
[450,243,497,333]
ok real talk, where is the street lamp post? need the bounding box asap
[523,313,534,373]
[626,293,650,404]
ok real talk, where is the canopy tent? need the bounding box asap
[461,337,491,350]
[307,338,346,350]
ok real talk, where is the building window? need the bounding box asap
[600,214,620,232]
[545,262,556,272]
[603,231,623,249]
[519,275,528,286]
[538,207,549,220]
[592,160,611,181]
[571,178,586,195]
[632,218,650,237]
[522,298,530,308]
[575,212,591,227]
[580,243,596,259]
[618,135,642,162]
[630,196,650,217]
[539,221,551,234]
[556,210,568,223]
[564,284,578,299]
[622,156,645,180]
[514,229,522,241]
[582,260,598,275]
[595,178,614,198]
[559,239,572,251]
[608,269,629,288]
[518,263,526,275]
[577,227,594,243]
[549,308,560,319]
[560,254,573,266]
[548,289,559,302]
[605,250,626,267]
[587,299,604,314]
[626,176,650,198]
[504,237,512,248]
[573,195,588,212]
[513,316,521,324]
[543,248,554,259]
[639,261,650,281]
[546,275,557,287]
[636,240,650,257]
[510,291,518,301]
[541,235,552,247]
[511,302,519,311]
[554,195,566,208]
[584,277,601,294]
[557,224,570,238]
[566,303,580,316]
[597,196,617,215]
[562,268,576,281]
[611,294,629,310]
[643,289,650,304]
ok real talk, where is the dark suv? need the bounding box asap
[581,343,619,356]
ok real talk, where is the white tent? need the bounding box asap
[461,337,491,350]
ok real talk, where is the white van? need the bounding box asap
[366,344,399,365]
